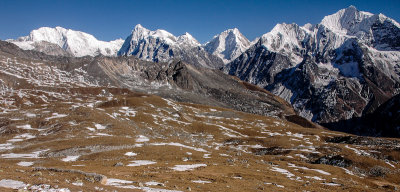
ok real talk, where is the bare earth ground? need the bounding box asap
[0,50,400,192]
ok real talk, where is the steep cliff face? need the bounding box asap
[224,6,400,125]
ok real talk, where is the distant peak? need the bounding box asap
[55,26,66,30]
[229,28,239,33]
[204,27,250,63]
[320,6,375,34]
[134,24,144,29]
[177,32,200,46]
[211,28,244,40]
[341,5,360,15]
[224,28,240,34]
[34,26,66,32]
[10,26,123,57]
[132,24,150,34]
[347,5,357,10]
[270,23,299,34]
[180,32,194,38]
[302,23,314,30]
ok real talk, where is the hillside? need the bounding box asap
[0,38,399,192]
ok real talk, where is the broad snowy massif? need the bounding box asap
[7,26,124,57]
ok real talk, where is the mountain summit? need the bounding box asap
[204,28,251,63]
[320,5,400,50]
[7,26,124,57]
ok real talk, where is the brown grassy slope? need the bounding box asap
[0,87,399,191]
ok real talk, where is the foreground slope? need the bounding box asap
[1,40,400,191]
[0,40,297,120]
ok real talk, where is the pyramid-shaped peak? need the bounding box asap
[222,28,241,35]
[320,6,375,34]
[346,5,357,11]
[177,32,200,46]
[178,32,196,40]
[134,24,145,30]
[204,27,250,63]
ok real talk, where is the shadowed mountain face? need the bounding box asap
[223,6,400,128]
[323,93,400,137]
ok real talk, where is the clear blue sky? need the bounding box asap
[0,0,399,43]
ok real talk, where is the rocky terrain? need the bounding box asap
[223,6,400,133]
[0,40,297,121]
[1,41,400,191]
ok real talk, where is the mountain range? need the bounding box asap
[4,5,400,136]
[224,6,400,132]
[1,5,400,191]
[1,37,399,190]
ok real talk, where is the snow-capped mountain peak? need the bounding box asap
[118,24,223,68]
[320,6,374,35]
[127,24,203,47]
[259,23,308,64]
[8,26,124,57]
[130,24,151,41]
[320,5,400,51]
[204,28,251,63]
[129,24,178,45]
[177,32,201,47]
